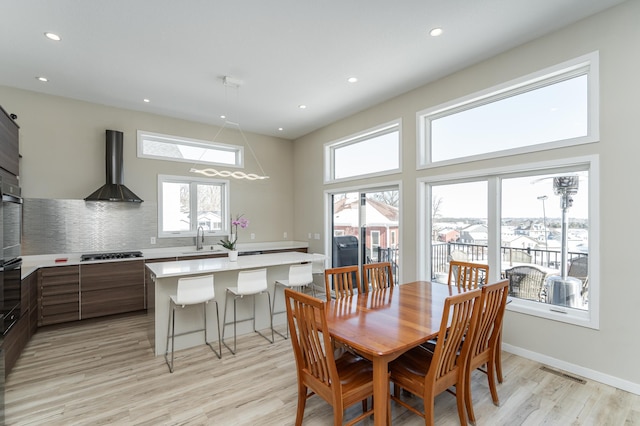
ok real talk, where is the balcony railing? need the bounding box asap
[431,242,588,278]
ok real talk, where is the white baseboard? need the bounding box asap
[503,343,640,396]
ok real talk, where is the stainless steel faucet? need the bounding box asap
[196,226,204,250]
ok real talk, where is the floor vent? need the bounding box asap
[540,366,586,384]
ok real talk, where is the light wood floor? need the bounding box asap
[5,312,640,425]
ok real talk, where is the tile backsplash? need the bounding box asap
[22,199,199,255]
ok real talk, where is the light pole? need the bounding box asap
[537,195,548,265]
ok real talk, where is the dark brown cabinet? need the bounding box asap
[4,313,28,378]
[80,260,145,319]
[38,265,80,326]
[0,105,19,177]
[5,271,38,377]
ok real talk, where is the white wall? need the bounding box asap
[293,0,640,392]
[0,86,295,245]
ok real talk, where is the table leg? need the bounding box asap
[372,357,388,426]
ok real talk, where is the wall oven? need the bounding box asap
[1,177,22,335]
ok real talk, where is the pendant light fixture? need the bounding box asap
[190,76,269,180]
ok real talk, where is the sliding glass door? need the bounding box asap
[329,187,400,284]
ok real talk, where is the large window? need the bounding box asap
[418,52,599,167]
[325,120,401,182]
[138,130,243,167]
[420,156,598,328]
[158,175,229,238]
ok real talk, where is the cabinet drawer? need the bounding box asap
[82,288,145,319]
[40,283,80,297]
[81,260,144,291]
[39,308,80,326]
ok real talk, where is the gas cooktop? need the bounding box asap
[80,251,144,262]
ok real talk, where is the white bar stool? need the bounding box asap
[222,268,274,354]
[165,274,222,373]
[272,263,314,339]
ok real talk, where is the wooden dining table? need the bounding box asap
[325,280,467,426]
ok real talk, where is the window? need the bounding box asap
[419,156,598,329]
[138,130,243,167]
[418,52,599,167]
[325,120,401,182]
[158,174,229,238]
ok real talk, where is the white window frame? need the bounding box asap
[157,174,230,238]
[324,119,402,183]
[417,51,599,169]
[138,130,244,168]
[417,155,599,329]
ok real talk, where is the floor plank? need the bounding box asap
[5,312,640,425]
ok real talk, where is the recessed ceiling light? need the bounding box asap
[44,32,61,41]
[429,28,443,37]
[220,114,226,119]
[36,76,48,82]
[347,77,358,83]
[298,105,307,109]
[278,127,284,131]
[143,98,150,103]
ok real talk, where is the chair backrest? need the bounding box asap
[363,262,394,291]
[288,263,314,286]
[428,288,482,391]
[504,265,546,301]
[284,288,340,402]
[568,256,588,280]
[176,274,215,305]
[449,250,469,262]
[448,260,489,290]
[237,268,268,295]
[324,265,360,299]
[311,254,326,275]
[467,279,509,366]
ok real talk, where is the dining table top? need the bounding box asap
[323,280,470,426]
[325,280,467,358]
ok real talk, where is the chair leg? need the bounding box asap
[487,352,500,406]
[204,300,222,359]
[455,382,468,426]
[272,283,289,340]
[295,383,308,426]
[221,292,237,355]
[255,291,274,344]
[465,367,477,424]
[164,303,176,373]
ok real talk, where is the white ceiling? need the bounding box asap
[0,0,626,140]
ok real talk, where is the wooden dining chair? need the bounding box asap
[324,265,361,299]
[362,261,394,292]
[464,279,509,424]
[284,288,374,426]
[448,260,489,290]
[389,288,482,426]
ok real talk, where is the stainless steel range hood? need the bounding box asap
[84,130,143,203]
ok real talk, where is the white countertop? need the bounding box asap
[20,240,310,279]
[145,252,325,279]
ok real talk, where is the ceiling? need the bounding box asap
[0,0,626,140]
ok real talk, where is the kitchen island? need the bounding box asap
[145,251,325,355]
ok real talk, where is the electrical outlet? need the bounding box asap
[150,237,156,244]
[250,233,255,240]
[283,231,287,239]
[314,233,320,240]
[308,233,312,239]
